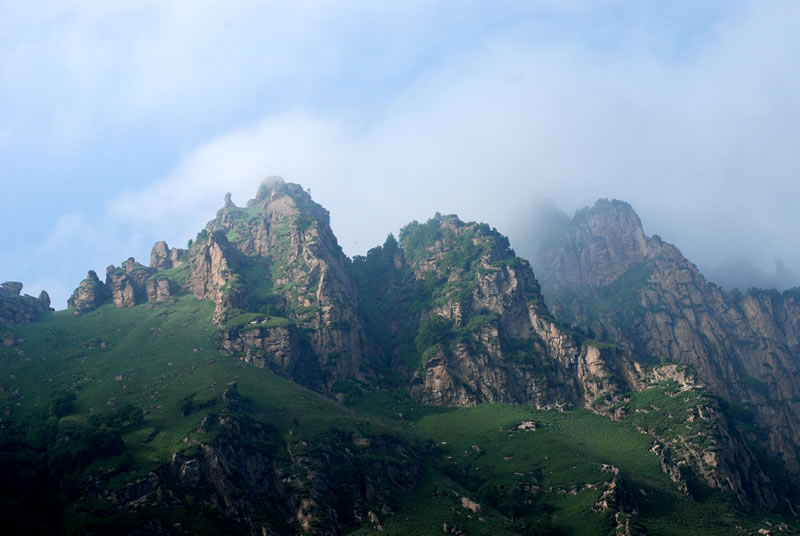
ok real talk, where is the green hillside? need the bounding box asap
[1,296,794,535]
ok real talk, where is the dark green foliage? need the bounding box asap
[351,237,433,380]
[177,392,218,416]
[415,315,454,355]
[48,390,77,418]
[398,213,444,264]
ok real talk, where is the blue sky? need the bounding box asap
[2,1,799,308]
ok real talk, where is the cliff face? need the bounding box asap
[393,215,624,410]
[185,178,375,391]
[351,218,588,398]
[532,199,800,474]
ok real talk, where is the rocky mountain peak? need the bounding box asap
[539,199,649,291]
[179,180,373,390]
[534,198,800,477]
[252,175,287,204]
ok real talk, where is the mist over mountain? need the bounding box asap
[705,256,797,292]
[508,198,799,295]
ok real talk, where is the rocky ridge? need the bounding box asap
[352,213,779,508]
[61,181,797,512]
[67,178,375,393]
[395,214,625,410]
[532,199,800,487]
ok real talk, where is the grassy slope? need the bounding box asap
[0,298,796,535]
[347,393,794,536]
[0,296,405,533]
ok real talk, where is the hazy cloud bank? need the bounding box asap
[3,1,799,307]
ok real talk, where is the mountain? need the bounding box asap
[530,199,800,499]
[0,180,798,535]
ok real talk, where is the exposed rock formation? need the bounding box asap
[532,199,800,478]
[149,240,184,270]
[0,281,53,325]
[187,230,245,324]
[67,271,106,313]
[222,325,301,374]
[194,178,375,390]
[145,277,173,303]
[56,181,797,512]
[81,390,421,536]
[353,213,788,509]
[105,258,156,308]
[353,214,625,410]
[2,282,23,295]
[70,256,177,312]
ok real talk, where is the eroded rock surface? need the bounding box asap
[149,240,184,270]
[0,281,53,324]
[67,270,107,313]
[194,178,375,390]
[532,198,800,481]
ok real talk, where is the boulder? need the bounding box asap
[106,259,155,307]
[67,271,106,312]
[106,269,137,307]
[150,241,185,270]
[150,241,172,269]
[1,282,23,295]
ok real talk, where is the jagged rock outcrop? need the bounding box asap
[70,256,177,312]
[222,321,308,378]
[0,281,53,324]
[149,240,184,270]
[531,199,800,491]
[105,258,157,308]
[56,182,797,512]
[187,230,245,324]
[193,178,374,390]
[2,282,23,295]
[81,389,422,536]
[67,270,106,312]
[354,213,790,509]
[353,214,626,410]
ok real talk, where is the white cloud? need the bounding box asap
[105,1,800,284]
[9,0,800,309]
